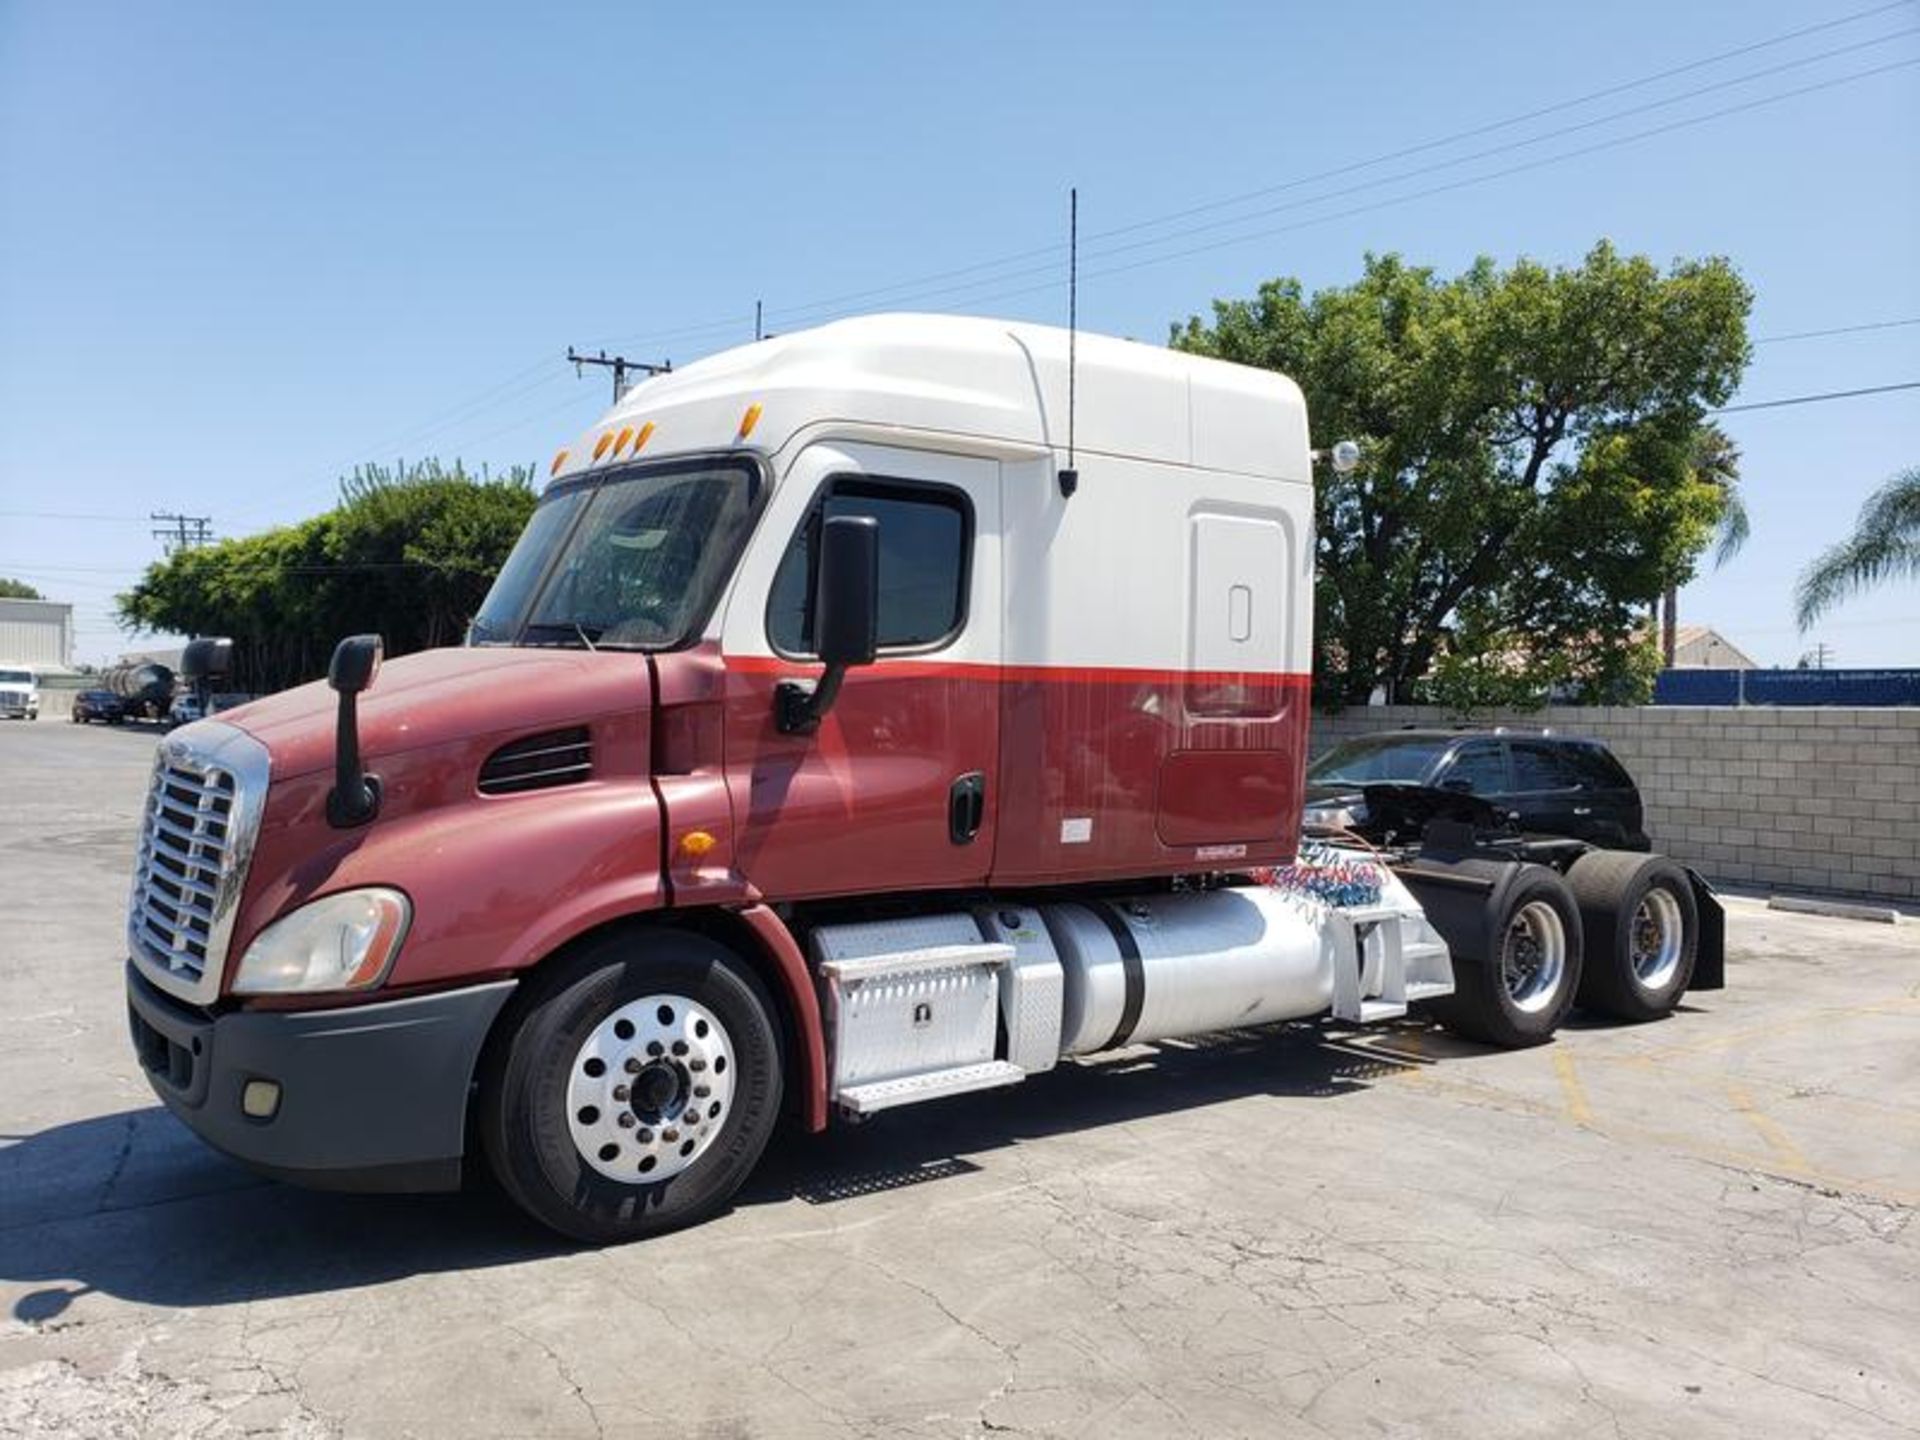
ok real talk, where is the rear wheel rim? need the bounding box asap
[566,994,736,1183]
[1502,901,1567,1014]
[1631,887,1685,990]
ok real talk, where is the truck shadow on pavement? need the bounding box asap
[1,1018,1471,1319]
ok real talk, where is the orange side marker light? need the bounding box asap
[738,403,763,440]
[678,829,717,859]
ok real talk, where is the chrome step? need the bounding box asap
[836,1060,1025,1116]
[819,941,1012,985]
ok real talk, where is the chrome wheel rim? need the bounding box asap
[1502,901,1567,1014]
[1631,887,1685,990]
[567,994,735,1183]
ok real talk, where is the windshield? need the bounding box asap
[0,670,32,685]
[471,459,757,650]
[1308,736,1449,787]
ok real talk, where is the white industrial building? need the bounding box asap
[0,598,75,672]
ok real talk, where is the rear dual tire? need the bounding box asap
[1567,851,1698,1022]
[1432,865,1584,1048]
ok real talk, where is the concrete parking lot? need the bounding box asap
[1,719,1916,1439]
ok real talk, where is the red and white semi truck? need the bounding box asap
[124,315,1720,1241]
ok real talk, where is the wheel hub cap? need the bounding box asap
[1630,887,1684,989]
[567,994,736,1183]
[1501,900,1567,1015]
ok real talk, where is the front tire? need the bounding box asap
[1433,865,1584,1048]
[1568,851,1698,1022]
[480,928,783,1244]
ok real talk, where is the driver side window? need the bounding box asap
[767,480,971,656]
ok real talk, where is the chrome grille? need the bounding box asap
[127,723,269,1003]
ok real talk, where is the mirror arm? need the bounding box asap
[326,687,381,827]
[775,663,848,735]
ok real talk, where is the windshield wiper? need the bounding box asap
[521,620,605,651]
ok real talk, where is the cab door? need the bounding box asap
[718,441,1001,901]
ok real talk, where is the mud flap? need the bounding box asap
[1686,867,1726,991]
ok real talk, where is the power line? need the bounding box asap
[750,25,1920,326]
[1755,317,1920,343]
[594,1,1916,351]
[1710,380,1920,413]
[896,55,1920,322]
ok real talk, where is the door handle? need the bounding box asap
[1573,806,1593,815]
[949,772,986,845]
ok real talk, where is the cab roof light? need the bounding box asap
[550,449,569,476]
[634,420,656,453]
[613,426,635,457]
[738,403,763,440]
[592,432,614,461]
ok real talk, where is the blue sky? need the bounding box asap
[2,1,1915,668]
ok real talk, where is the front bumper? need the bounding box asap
[126,962,515,1192]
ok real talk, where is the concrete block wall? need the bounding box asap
[1309,705,1920,903]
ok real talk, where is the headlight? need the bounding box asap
[231,887,411,995]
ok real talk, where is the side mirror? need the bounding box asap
[329,634,383,695]
[181,636,234,682]
[777,514,878,734]
[326,634,384,827]
[814,515,879,669]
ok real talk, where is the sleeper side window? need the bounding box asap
[768,480,971,656]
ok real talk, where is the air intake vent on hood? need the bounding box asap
[479,726,593,795]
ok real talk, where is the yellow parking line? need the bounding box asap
[1553,1050,1595,1127]
[1726,1083,1813,1173]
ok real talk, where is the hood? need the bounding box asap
[223,646,654,780]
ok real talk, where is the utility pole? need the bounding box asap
[567,348,671,404]
[150,512,213,555]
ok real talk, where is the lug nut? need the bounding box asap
[689,1059,707,1072]
[646,1041,664,1058]
[694,1085,711,1099]
[624,1056,642,1073]
[612,1084,629,1102]
[637,1128,654,1144]
[683,1109,700,1125]
[617,1113,635,1129]
[671,1040,689,1056]
[662,1128,680,1143]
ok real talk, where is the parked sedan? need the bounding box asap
[1305,728,1651,850]
[70,689,126,725]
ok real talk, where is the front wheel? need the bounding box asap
[479,928,784,1244]
[1432,865,1584,1048]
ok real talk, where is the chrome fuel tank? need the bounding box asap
[1041,887,1333,1054]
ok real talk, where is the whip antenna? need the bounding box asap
[1059,186,1080,499]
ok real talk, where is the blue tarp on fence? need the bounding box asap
[1654,667,1920,707]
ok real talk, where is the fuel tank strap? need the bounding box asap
[1090,902,1147,1051]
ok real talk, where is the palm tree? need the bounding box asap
[1662,424,1747,665]
[1796,466,1920,628]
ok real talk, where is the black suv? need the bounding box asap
[1305,728,1650,850]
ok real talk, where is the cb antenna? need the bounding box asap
[1058,186,1080,499]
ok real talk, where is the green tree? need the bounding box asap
[116,459,536,693]
[0,577,44,599]
[1795,466,1920,628]
[1171,243,1751,706]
